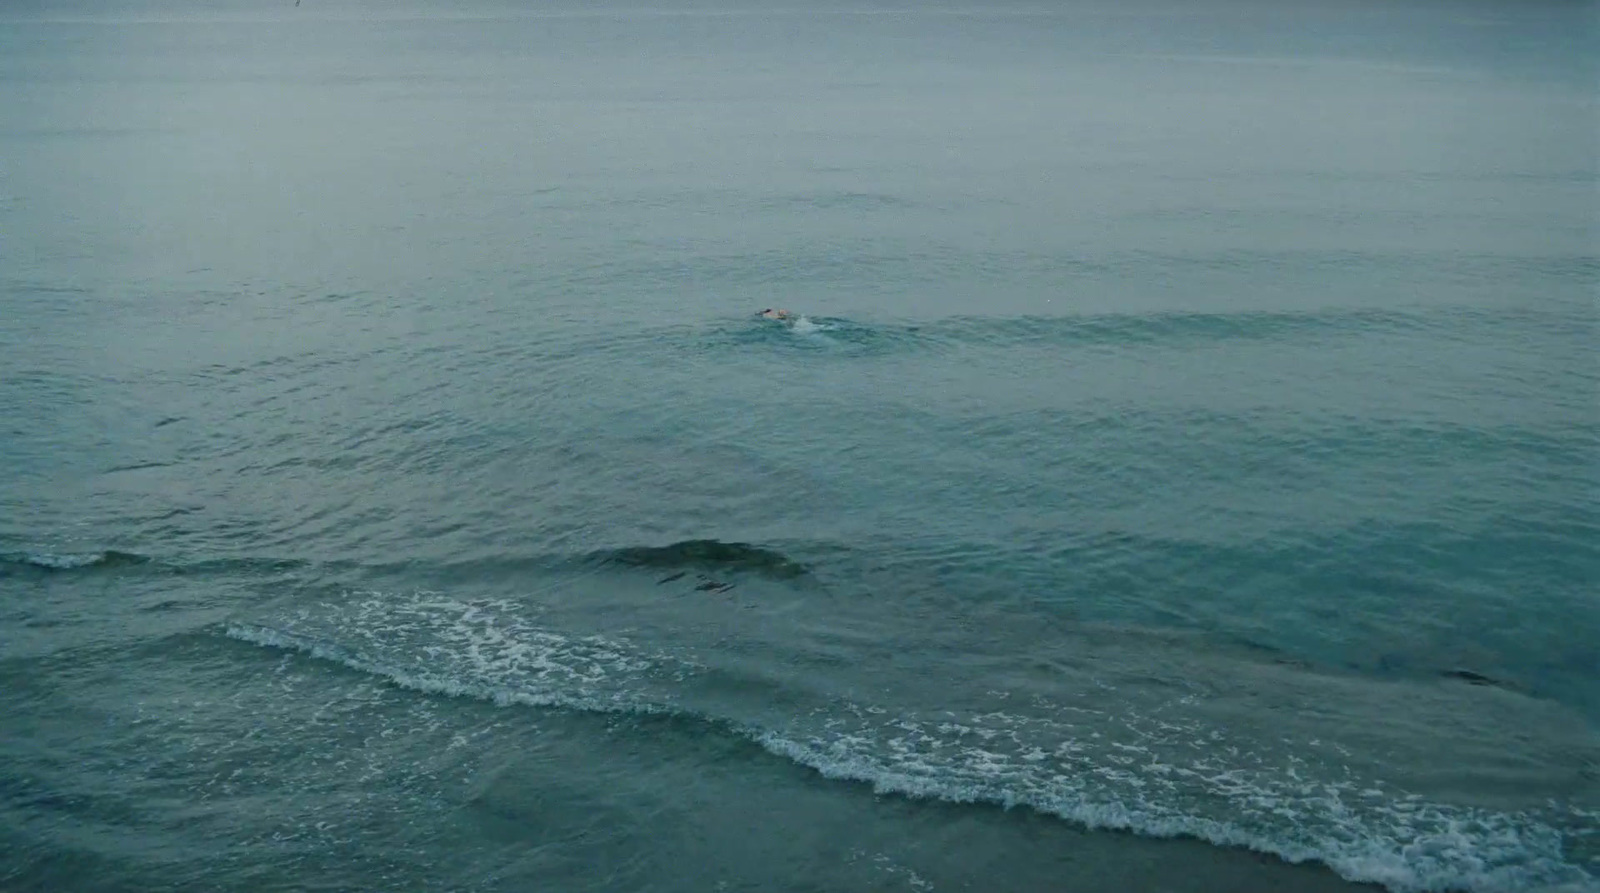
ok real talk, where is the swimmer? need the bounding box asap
[758,308,792,321]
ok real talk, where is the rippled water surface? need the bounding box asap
[2,3,1596,891]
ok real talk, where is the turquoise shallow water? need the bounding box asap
[2,4,1597,892]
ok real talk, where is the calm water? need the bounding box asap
[2,3,1596,891]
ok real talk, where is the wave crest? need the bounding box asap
[0,549,150,572]
[596,539,807,579]
[223,591,1597,893]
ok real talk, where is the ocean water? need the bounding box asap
[1,2,1596,891]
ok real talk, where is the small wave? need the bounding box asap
[226,623,662,715]
[754,725,1595,893]
[688,307,1488,362]
[789,316,827,336]
[223,592,1597,893]
[596,539,807,579]
[0,550,150,572]
[224,595,675,718]
[0,550,314,583]
[778,314,846,337]
[908,308,1435,349]
[753,191,916,213]
[103,460,173,474]
[506,306,1460,369]
[232,617,1596,893]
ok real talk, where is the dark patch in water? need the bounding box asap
[1376,652,1411,673]
[1442,668,1506,688]
[104,461,173,474]
[600,539,806,579]
[655,571,687,585]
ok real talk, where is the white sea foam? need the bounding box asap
[225,592,670,716]
[17,551,110,569]
[225,594,1599,893]
[227,623,641,714]
[752,713,1597,893]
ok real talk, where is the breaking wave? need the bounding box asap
[224,591,1598,893]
